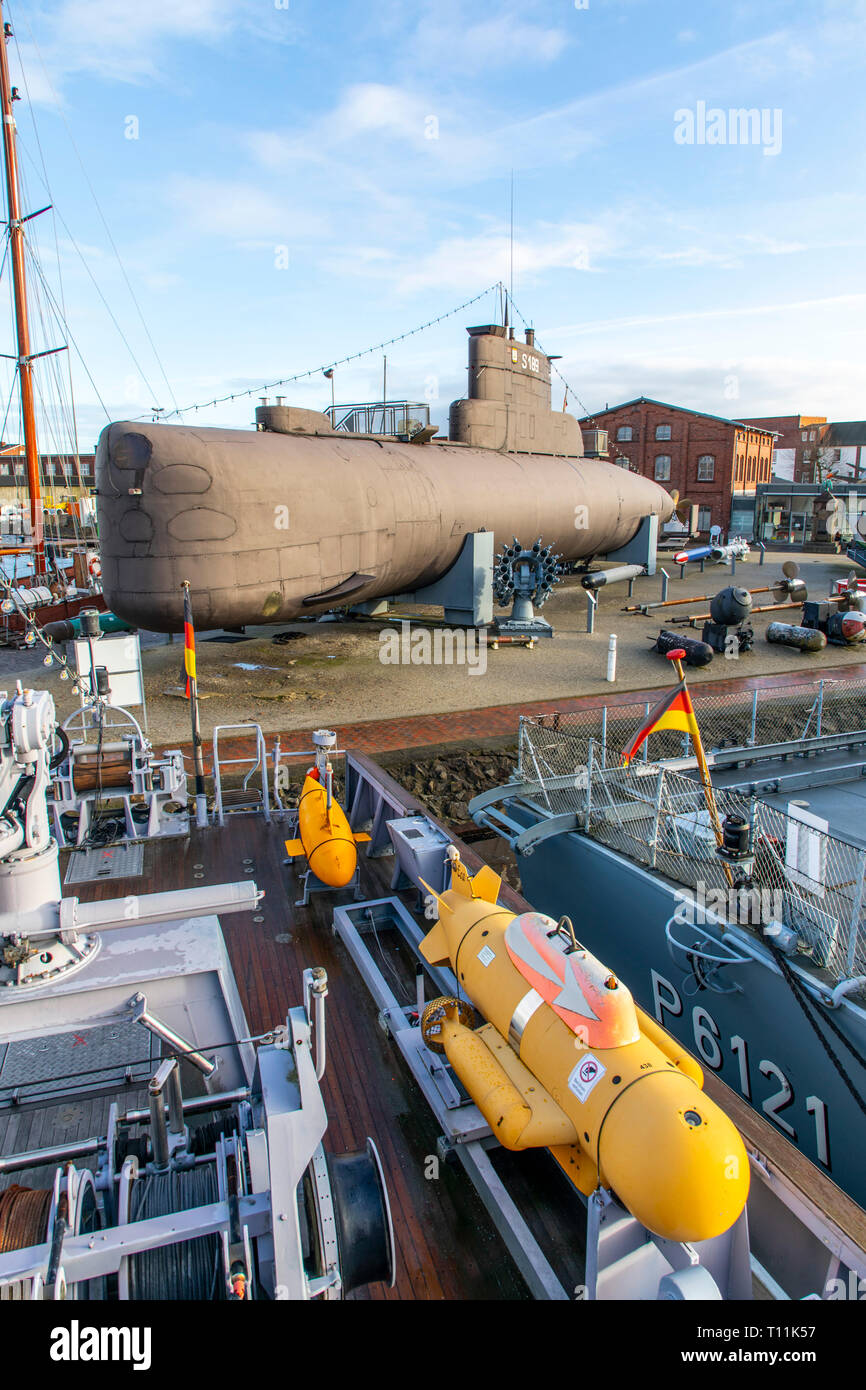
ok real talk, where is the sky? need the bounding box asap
[3,0,865,451]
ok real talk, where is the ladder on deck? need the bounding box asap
[211,724,271,826]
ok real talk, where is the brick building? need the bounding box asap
[738,415,827,483]
[0,452,95,502]
[580,398,774,535]
[740,416,866,484]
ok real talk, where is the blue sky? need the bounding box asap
[4,0,865,451]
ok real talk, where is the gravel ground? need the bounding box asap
[5,548,864,744]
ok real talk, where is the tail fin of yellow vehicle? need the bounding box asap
[418,915,451,966]
[469,864,501,903]
[418,859,501,965]
[449,858,502,904]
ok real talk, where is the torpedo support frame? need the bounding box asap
[326,756,753,1301]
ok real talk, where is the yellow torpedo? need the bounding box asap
[285,772,370,888]
[418,856,750,1244]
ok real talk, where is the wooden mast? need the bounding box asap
[0,4,44,569]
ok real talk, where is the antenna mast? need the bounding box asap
[0,4,44,568]
[509,169,514,318]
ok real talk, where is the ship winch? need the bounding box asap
[0,689,395,1300]
[0,972,395,1301]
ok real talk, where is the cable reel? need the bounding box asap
[0,1163,102,1300]
[300,1139,395,1298]
[119,1160,222,1301]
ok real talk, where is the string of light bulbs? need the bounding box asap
[0,572,92,697]
[154,282,505,421]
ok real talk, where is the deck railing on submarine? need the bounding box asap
[327,401,431,437]
[516,692,866,989]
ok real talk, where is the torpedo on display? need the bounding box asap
[96,324,674,632]
[418,852,750,1244]
[674,540,748,566]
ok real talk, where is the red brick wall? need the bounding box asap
[584,401,772,533]
[739,415,827,483]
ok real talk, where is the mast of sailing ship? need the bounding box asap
[0,2,44,571]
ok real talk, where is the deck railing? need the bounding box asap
[520,674,866,767]
[516,685,866,988]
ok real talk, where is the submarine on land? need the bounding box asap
[96,324,675,632]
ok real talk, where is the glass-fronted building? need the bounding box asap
[730,483,866,546]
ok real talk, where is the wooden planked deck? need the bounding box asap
[5,744,860,1302]
[51,814,530,1301]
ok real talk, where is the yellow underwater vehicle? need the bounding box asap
[284,730,370,897]
[419,851,750,1244]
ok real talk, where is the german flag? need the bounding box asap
[622,677,701,766]
[181,585,196,699]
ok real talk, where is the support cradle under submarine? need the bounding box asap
[419,852,750,1247]
[95,325,674,633]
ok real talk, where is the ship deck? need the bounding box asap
[5,752,866,1300]
[28,799,587,1301]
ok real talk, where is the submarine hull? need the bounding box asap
[96,421,674,632]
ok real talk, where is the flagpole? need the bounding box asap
[666,650,734,887]
[183,580,208,829]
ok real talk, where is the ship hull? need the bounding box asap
[507,802,866,1209]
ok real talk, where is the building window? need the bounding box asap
[616,426,632,442]
[697,454,715,481]
[654,455,671,481]
[655,424,671,441]
[698,507,712,531]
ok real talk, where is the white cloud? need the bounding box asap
[549,292,866,338]
[564,351,866,423]
[164,175,328,242]
[389,222,613,295]
[413,12,569,72]
[13,0,274,97]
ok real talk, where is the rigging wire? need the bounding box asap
[22,235,111,419]
[505,287,597,426]
[14,140,144,419]
[9,5,181,418]
[11,36,87,497]
[156,281,505,420]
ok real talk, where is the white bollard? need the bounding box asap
[606,633,617,683]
